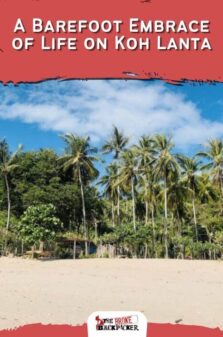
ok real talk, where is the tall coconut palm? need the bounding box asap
[98,163,118,227]
[0,140,22,230]
[197,173,218,259]
[177,155,201,241]
[138,173,160,256]
[118,149,138,231]
[153,135,178,258]
[167,176,187,237]
[197,139,223,196]
[60,134,99,255]
[134,136,156,224]
[198,173,217,204]
[102,126,128,224]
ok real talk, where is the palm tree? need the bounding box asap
[167,177,187,237]
[118,149,138,231]
[138,173,160,256]
[134,136,155,224]
[153,135,178,258]
[0,140,22,230]
[98,163,118,227]
[197,139,223,196]
[177,155,201,241]
[60,134,99,255]
[102,126,128,224]
[198,173,217,204]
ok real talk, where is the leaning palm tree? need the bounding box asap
[177,155,201,241]
[153,135,178,258]
[59,134,99,255]
[102,126,128,224]
[118,149,138,231]
[0,139,22,230]
[197,139,223,196]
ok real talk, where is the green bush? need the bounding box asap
[17,204,62,249]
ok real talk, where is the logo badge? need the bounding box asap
[88,312,147,337]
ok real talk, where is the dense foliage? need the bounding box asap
[17,204,62,248]
[0,128,222,259]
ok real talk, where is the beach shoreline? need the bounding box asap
[0,257,222,330]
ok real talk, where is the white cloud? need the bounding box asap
[0,80,223,149]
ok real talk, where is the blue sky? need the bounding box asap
[0,80,223,155]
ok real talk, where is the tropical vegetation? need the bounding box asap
[0,128,222,260]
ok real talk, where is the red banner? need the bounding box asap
[0,324,222,337]
[0,0,222,83]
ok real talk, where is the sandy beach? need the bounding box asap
[0,257,222,330]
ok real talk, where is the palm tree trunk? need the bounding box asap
[192,195,198,241]
[111,199,115,227]
[220,174,223,197]
[144,243,148,258]
[116,155,121,225]
[94,217,98,239]
[116,152,124,226]
[164,178,168,219]
[78,167,88,256]
[164,175,168,258]
[151,206,157,257]
[117,185,120,225]
[131,177,136,231]
[73,240,76,259]
[145,201,149,225]
[176,207,182,236]
[31,245,35,259]
[208,232,212,260]
[39,241,44,252]
[144,179,148,225]
[5,174,11,231]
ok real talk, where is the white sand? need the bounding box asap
[0,257,222,330]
